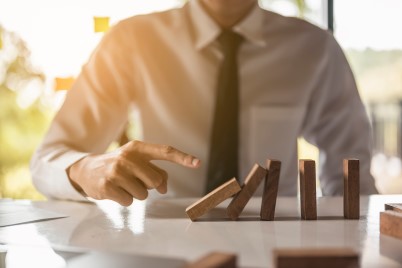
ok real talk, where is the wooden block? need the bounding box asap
[186,252,237,268]
[380,210,402,240]
[273,248,359,268]
[261,159,281,221]
[343,159,360,219]
[186,178,241,221]
[227,164,267,220]
[385,203,402,213]
[299,160,317,220]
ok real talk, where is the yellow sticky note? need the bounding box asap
[94,17,110,33]
[0,29,3,50]
[54,77,75,91]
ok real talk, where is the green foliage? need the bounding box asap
[0,25,49,199]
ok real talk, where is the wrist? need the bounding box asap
[67,157,87,195]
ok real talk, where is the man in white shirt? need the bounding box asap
[31,0,378,206]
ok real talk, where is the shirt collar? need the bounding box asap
[189,0,267,51]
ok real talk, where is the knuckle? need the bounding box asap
[98,178,111,197]
[160,169,168,180]
[151,178,162,189]
[129,140,142,151]
[116,151,128,161]
[161,145,174,156]
[109,163,121,176]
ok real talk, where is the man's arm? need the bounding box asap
[30,22,200,204]
[301,32,378,195]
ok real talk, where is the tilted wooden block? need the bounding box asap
[261,159,281,221]
[380,210,402,240]
[299,160,317,220]
[385,203,402,213]
[344,159,360,219]
[186,178,241,221]
[186,252,237,268]
[273,248,359,268]
[227,164,267,220]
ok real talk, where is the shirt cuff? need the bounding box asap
[35,151,90,202]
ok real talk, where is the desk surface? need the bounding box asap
[1,195,402,267]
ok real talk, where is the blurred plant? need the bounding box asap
[295,0,306,17]
[0,25,48,199]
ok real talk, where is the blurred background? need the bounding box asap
[0,0,401,199]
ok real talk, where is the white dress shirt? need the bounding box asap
[31,0,378,201]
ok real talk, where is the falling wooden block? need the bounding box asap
[299,160,317,220]
[186,178,241,221]
[344,159,360,219]
[260,159,281,221]
[273,248,359,268]
[385,203,402,213]
[186,252,237,268]
[380,210,402,240]
[227,164,267,220]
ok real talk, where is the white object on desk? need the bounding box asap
[0,203,66,227]
[67,251,186,268]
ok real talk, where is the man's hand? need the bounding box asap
[68,140,200,206]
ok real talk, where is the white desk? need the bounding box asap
[1,195,402,267]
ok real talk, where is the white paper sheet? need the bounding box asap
[0,203,67,227]
[67,251,186,268]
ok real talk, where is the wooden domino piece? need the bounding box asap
[186,252,237,268]
[380,210,402,240]
[385,203,402,213]
[261,159,281,221]
[299,160,317,220]
[227,164,267,220]
[273,248,359,268]
[343,159,360,219]
[186,178,241,221]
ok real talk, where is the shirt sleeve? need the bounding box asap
[30,22,136,201]
[301,32,378,195]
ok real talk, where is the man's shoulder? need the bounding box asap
[114,5,188,34]
[261,8,330,41]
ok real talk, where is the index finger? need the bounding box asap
[130,141,201,168]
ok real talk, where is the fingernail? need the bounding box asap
[192,158,200,167]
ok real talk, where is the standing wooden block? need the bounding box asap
[299,160,317,220]
[385,203,402,213]
[186,252,237,268]
[261,159,281,221]
[380,210,402,240]
[227,164,267,220]
[273,248,359,268]
[186,178,241,221]
[343,159,360,219]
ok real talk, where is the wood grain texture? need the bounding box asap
[385,203,402,213]
[186,252,237,268]
[273,248,359,268]
[299,160,317,220]
[343,159,360,219]
[380,210,402,240]
[260,159,281,221]
[227,164,267,220]
[186,178,241,221]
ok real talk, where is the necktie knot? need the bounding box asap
[218,30,243,54]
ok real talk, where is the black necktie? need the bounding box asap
[205,30,243,194]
